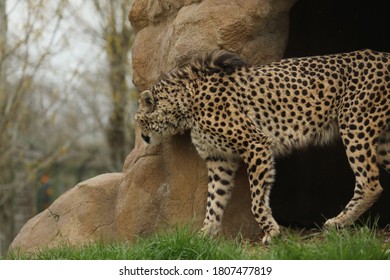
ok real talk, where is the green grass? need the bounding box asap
[8,226,249,260]
[6,225,390,260]
[262,226,389,260]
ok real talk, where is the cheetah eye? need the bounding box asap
[140,90,155,112]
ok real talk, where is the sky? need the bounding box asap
[6,0,104,84]
[4,0,137,148]
[4,0,120,146]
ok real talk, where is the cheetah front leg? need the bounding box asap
[240,140,280,244]
[200,156,239,236]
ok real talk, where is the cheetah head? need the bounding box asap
[135,89,193,145]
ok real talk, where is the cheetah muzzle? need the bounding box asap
[135,49,390,244]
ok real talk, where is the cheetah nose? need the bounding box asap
[141,134,151,144]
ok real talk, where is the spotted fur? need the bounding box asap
[135,49,390,243]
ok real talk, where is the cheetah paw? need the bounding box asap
[324,217,346,229]
[200,223,220,237]
[262,226,280,245]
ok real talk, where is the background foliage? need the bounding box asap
[0,0,136,256]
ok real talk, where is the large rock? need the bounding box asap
[10,0,296,253]
[10,173,122,252]
[131,0,296,90]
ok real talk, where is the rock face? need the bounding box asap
[131,0,296,90]
[10,174,122,252]
[10,0,296,253]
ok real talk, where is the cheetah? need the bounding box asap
[135,49,390,243]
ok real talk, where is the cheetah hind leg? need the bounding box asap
[325,129,384,229]
[378,125,390,174]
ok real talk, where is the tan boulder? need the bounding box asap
[10,0,296,253]
[10,173,122,252]
[131,0,296,90]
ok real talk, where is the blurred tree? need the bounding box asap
[0,0,75,255]
[69,0,135,170]
[102,1,134,170]
[0,0,11,257]
[0,0,135,256]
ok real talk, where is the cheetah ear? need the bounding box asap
[140,90,155,112]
